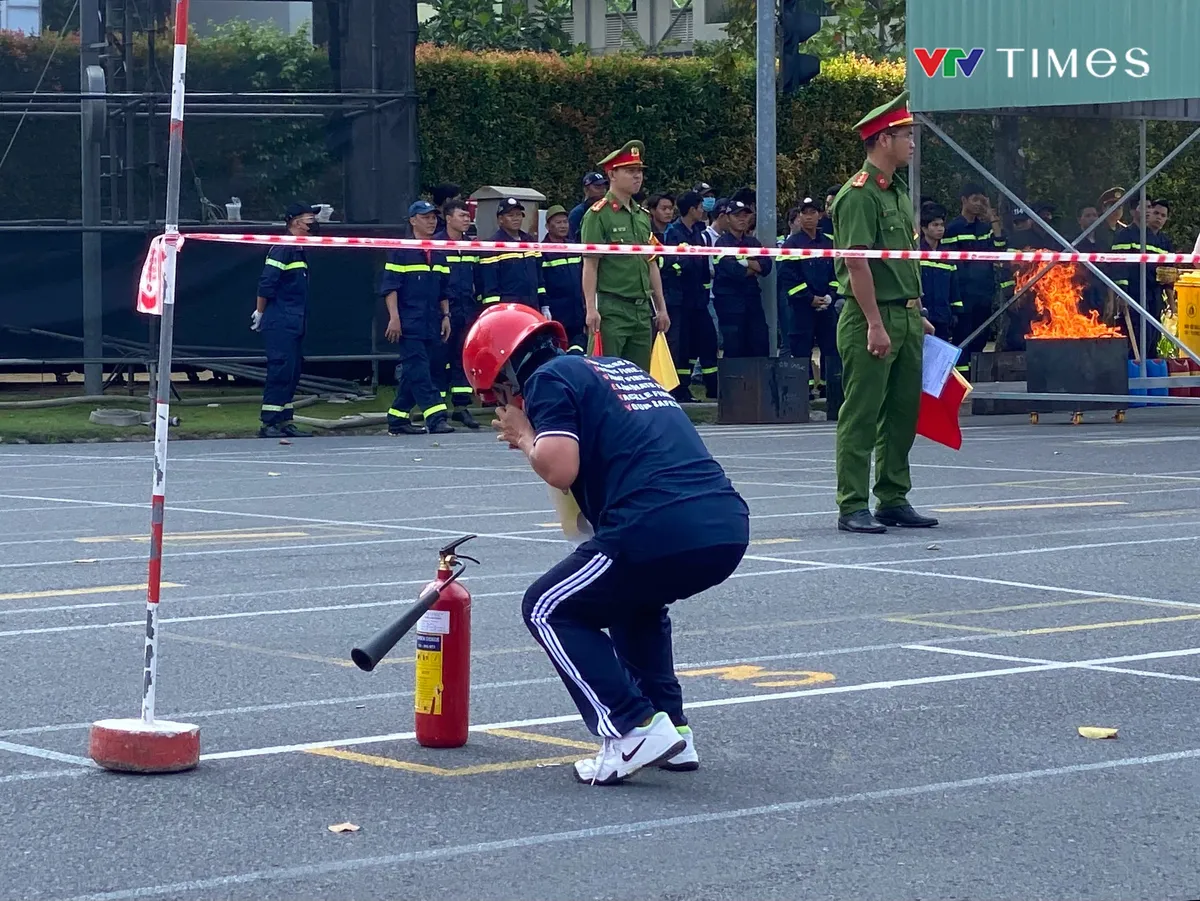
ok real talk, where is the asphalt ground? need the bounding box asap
[2,406,1200,901]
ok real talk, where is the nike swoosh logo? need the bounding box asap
[621,739,646,762]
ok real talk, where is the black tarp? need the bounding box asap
[1,224,400,381]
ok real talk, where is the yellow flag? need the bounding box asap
[650,331,680,391]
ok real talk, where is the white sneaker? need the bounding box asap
[658,725,699,771]
[573,711,686,786]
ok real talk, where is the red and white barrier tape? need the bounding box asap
[136,230,1200,314]
[176,231,1200,266]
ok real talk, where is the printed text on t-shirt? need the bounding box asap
[588,358,679,412]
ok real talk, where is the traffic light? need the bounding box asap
[779,0,821,95]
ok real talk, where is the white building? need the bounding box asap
[1,0,42,34]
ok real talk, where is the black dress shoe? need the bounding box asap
[837,510,887,533]
[873,504,939,528]
[279,422,313,438]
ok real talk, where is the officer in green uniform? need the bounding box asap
[579,139,670,372]
[831,91,939,534]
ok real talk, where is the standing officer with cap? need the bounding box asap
[251,201,319,438]
[381,200,454,435]
[540,204,587,353]
[831,91,938,534]
[579,140,670,372]
[433,198,482,429]
[568,172,610,243]
[480,198,545,309]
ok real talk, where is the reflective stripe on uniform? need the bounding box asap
[387,408,410,419]
[385,263,450,274]
[786,282,809,296]
[423,403,448,418]
[261,404,285,412]
[265,259,307,270]
[483,295,501,304]
[920,261,956,271]
[543,257,583,268]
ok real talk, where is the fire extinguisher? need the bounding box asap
[414,535,477,748]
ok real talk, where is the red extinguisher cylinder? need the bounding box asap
[415,563,471,748]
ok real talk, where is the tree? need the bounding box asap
[418,0,577,53]
[717,0,904,62]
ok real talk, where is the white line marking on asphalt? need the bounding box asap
[0,740,98,767]
[197,645,1200,762]
[0,768,88,785]
[57,746,1200,901]
[905,644,1200,683]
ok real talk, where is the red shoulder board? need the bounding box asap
[851,171,869,188]
[590,199,606,212]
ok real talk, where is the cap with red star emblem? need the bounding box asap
[598,140,646,174]
[853,90,914,141]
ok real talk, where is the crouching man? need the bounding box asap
[461,303,750,786]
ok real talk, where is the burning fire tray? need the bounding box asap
[1019,264,1130,410]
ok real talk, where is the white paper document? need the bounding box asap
[921,334,962,396]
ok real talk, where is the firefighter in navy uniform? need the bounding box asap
[540,205,587,354]
[662,190,720,402]
[480,197,545,309]
[917,202,961,342]
[252,202,319,438]
[381,200,454,435]
[943,184,1006,372]
[779,196,842,417]
[434,199,482,429]
[1113,198,1175,354]
[712,199,772,357]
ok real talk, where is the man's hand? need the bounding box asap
[385,316,402,343]
[813,295,832,310]
[655,307,671,334]
[747,260,762,274]
[440,315,451,342]
[492,404,534,453]
[586,306,601,334]
[866,321,892,358]
[250,310,263,332]
[921,317,936,336]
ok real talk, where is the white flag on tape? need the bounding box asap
[136,235,168,316]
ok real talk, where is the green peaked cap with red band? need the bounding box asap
[598,140,646,173]
[854,90,914,140]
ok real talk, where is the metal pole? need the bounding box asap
[141,0,190,726]
[1138,118,1148,372]
[916,113,1200,369]
[81,43,105,397]
[910,122,921,218]
[756,0,778,357]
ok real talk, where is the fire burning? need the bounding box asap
[1017,263,1123,339]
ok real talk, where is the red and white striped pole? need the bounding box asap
[89,0,201,774]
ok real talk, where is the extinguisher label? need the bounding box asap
[415,633,443,716]
[416,609,450,635]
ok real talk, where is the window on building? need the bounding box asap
[1,0,41,34]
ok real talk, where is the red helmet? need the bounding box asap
[462,303,568,391]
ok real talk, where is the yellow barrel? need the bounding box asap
[1177,270,1200,356]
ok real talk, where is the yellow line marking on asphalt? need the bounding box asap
[905,598,1111,619]
[887,617,1013,635]
[1018,613,1200,636]
[932,501,1129,513]
[0,582,183,602]
[305,747,583,776]
[750,538,800,546]
[483,728,599,751]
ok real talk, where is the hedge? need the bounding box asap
[1,23,1197,243]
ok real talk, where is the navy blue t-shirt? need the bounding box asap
[522,353,750,562]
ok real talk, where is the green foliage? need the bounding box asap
[718,0,904,62]
[0,27,1197,249]
[418,0,576,53]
